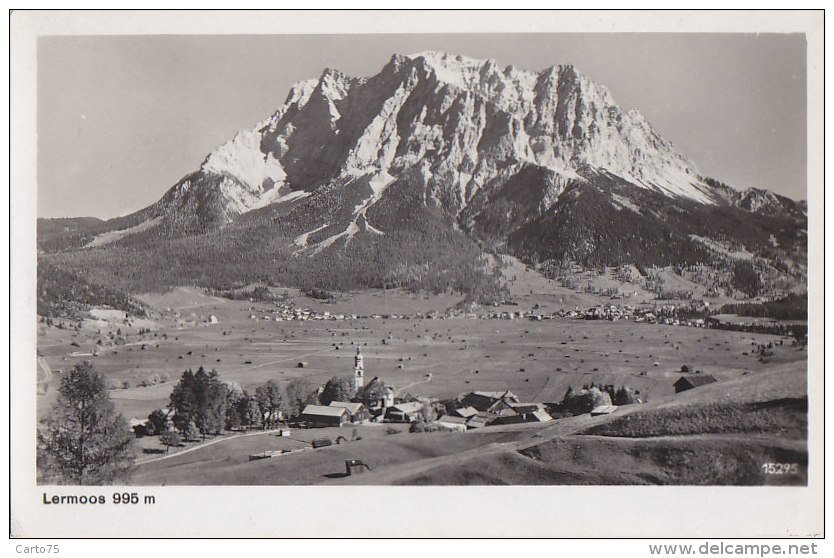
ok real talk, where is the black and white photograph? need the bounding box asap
[10,9,824,539]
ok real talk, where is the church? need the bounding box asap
[353,345,364,391]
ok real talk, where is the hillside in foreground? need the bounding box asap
[130,361,806,486]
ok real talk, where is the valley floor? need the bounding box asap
[37,287,808,486]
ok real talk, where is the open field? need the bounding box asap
[38,290,806,416]
[36,286,807,485]
[37,288,804,423]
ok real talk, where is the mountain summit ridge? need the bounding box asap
[144,51,723,235]
[45,52,804,302]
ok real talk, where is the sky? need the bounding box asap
[37,33,807,219]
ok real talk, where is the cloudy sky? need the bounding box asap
[38,32,807,219]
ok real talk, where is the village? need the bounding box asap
[123,339,733,474]
[237,296,802,337]
[36,283,807,484]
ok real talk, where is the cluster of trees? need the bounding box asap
[209,285,278,303]
[134,370,375,444]
[304,287,335,301]
[36,216,106,252]
[706,317,807,340]
[558,383,643,416]
[168,367,229,438]
[506,175,806,289]
[42,194,510,309]
[37,258,147,320]
[161,369,321,438]
[356,377,390,409]
[37,361,135,484]
[313,375,395,408]
[136,372,393,444]
[509,182,716,269]
[720,292,807,321]
[39,165,805,316]
[730,261,764,297]
[408,401,446,432]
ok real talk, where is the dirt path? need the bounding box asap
[394,374,431,395]
[220,350,326,377]
[138,428,284,465]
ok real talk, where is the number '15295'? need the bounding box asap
[761,463,799,475]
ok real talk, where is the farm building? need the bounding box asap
[466,412,501,429]
[384,402,424,423]
[492,405,554,426]
[128,417,146,431]
[451,406,479,419]
[509,403,542,415]
[436,415,468,432]
[328,401,372,423]
[590,405,618,416]
[528,409,553,422]
[301,405,349,428]
[673,375,718,393]
[460,390,520,412]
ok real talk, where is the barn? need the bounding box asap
[328,401,372,423]
[301,405,348,428]
[673,375,718,393]
[460,390,520,412]
[451,406,479,419]
[466,412,501,429]
[436,415,468,432]
[384,402,424,423]
[590,405,618,416]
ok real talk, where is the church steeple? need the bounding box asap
[353,346,364,391]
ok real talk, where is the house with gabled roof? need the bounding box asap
[436,415,468,432]
[451,406,479,419]
[301,404,348,428]
[590,405,618,416]
[329,401,371,423]
[466,412,501,429]
[384,401,424,423]
[460,390,520,412]
[673,375,718,393]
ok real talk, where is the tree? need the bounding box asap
[169,369,197,435]
[183,421,200,442]
[589,386,612,409]
[241,394,262,429]
[319,376,351,406]
[225,389,262,431]
[169,367,228,438]
[285,379,319,417]
[37,361,135,485]
[613,386,642,406]
[731,260,763,297]
[158,431,181,454]
[358,377,389,408]
[145,409,169,435]
[224,389,244,431]
[255,381,285,429]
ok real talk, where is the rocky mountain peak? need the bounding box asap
[127,52,803,242]
[50,53,805,304]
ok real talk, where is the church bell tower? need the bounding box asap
[353,346,364,391]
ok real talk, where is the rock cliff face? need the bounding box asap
[129,52,715,230]
[87,52,805,277]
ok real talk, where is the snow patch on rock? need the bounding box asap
[203,129,287,192]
